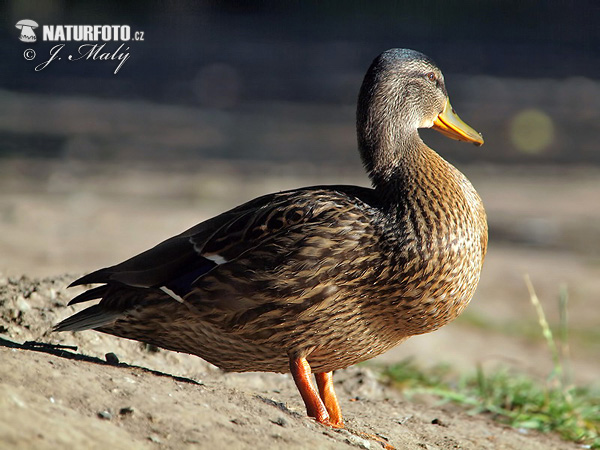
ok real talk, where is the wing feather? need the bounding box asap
[64,185,379,314]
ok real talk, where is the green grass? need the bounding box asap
[379,277,600,448]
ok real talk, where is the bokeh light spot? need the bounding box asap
[509,109,554,154]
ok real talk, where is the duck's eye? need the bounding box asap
[426,72,437,82]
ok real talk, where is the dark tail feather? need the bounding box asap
[68,285,109,306]
[53,305,121,332]
[68,268,113,287]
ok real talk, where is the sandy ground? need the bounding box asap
[0,158,599,448]
[0,275,585,450]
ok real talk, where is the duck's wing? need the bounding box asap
[63,185,379,315]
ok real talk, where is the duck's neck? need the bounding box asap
[357,123,425,200]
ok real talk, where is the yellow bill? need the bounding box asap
[432,99,484,146]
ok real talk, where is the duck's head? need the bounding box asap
[357,49,483,180]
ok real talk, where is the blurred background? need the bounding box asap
[0,1,599,384]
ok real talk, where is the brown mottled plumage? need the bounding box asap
[55,48,487,428]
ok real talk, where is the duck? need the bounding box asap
[55,48,487,428]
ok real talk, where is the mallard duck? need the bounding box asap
[56,48,487,428]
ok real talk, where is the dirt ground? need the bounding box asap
[0,275,586,450]
[1,159,599,449]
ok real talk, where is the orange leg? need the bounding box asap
[290,360,392,446]
[315,372,344,428]
[289,357,331,425]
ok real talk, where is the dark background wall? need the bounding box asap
[1,0,599,165]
